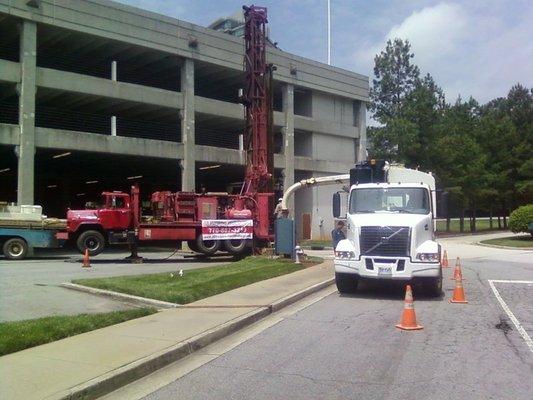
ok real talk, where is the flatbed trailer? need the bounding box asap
[0,225,68,260]
[0,204,68,260]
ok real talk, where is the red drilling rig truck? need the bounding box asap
[67,5,275,257]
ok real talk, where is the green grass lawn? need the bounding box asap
[436,219,506,233]
[480,235,533,248]
[0,307,156,356]
[74,256,322,305]
[302,220,505,243]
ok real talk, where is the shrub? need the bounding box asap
[508,204,533,235]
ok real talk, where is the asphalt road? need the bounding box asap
[132,234,533,400]
[0,248,228,321]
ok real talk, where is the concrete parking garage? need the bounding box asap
[0,0,369,239]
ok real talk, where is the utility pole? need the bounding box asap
[327,0,331,65]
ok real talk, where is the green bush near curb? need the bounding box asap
[74,256,322,305]
[508,204,533,235]
[0,308,157,356]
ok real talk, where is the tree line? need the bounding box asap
[368,39,533,232]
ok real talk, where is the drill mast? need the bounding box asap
[241,5,273,196]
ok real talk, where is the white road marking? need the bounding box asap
[488,279,533,354]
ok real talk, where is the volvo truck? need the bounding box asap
[333,161,442,296]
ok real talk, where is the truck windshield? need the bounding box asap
[349,187,430,215]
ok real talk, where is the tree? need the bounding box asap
[395,73,446,169]
[369,72,445,168]
[370,38,420,124]
[433,98,488,232]
[480,84,533,211]
[516,159,533,198]
[368,36,531,229]
[475,111,519,226]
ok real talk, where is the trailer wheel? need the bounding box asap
[195,237,220,256]
[187,240,200,253]
[77,230,105,256]
[3,238,29,260]
[223,239,251,255]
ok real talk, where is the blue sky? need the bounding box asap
[118,0,532,105]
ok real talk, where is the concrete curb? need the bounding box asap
[53,277,335,400]
[59,283,179,309]
[476,242,533,250]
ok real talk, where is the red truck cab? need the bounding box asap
[67,192,132,255]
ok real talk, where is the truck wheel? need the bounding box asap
[335,272,358,294]
[426,272,443,298]
[3,238,28,260]
[187,240,200,253]
[223,239,251,255]
[195,237,221,256]
[77,230,105,256]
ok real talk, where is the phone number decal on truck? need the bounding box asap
[201,219,253,240]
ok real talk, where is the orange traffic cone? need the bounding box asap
[396,285,423,330]
[450,275,468,304]
[82,249,91,268]
[441,250,449,268]
[451,257,465,280]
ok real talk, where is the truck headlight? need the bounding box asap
[335,251,355,259]
[416,253,440,262]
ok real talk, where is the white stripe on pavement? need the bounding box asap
[488,279,533,354]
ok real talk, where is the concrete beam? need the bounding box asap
[0,59,20,83]
[3,60,357,138]
[2,122,351,174]
[293,157,353,175]
[0,123,20,145]
[180,58,195,191]
[294,115,359,138]
[0,0,369,101]
[34,126,184,159]
[17,20,36,205]
[282,84,295,212]
[37,67,182,109]
[195,96,242,120]
[196,145,243,165]
[356,101,367,162]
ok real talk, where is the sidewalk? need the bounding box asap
[0,260,334,400]
[438,231,532,262]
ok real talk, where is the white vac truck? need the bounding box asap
[333,160,442,296]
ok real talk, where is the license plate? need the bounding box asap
[378,266,392,275]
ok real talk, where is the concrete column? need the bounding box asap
[282,84,295,211]
[16,20,37,205]
[180,58,195,191]
[356,101,367,162]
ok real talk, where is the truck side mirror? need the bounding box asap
[332,192,341,218]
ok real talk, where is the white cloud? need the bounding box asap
[353,1,533,105]
[356,3,469,75]
[386,3,467,61]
